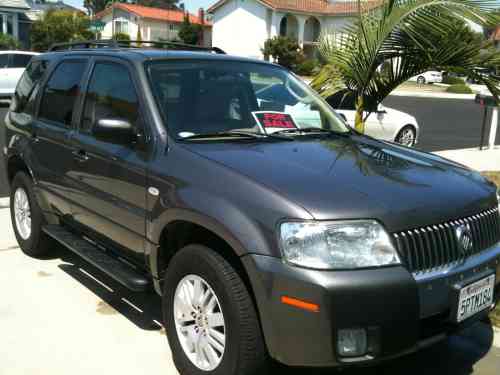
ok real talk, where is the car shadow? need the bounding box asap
[51,245,496,375]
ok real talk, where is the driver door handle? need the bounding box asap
[72,149,89,163]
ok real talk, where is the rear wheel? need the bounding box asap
[10,172,53,257]
[163,244,269,375]
[395,125,417,147]
[417,76,425,84]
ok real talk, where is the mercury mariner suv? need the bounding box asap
[4,40,500,375]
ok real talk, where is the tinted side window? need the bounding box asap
[0,54,8,68]
[39,60,87,127]
[10,54,34,68]
[13,59,49,114]
[327,91,356,110]
[81,62,139,134]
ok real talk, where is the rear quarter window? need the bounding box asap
[12,59,49,114]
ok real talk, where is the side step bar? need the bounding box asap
[43,225,150,292]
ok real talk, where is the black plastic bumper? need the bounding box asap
[241,243,500,367]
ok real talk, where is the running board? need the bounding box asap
[43,225,150,292]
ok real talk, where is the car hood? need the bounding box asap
[181,135,496,232]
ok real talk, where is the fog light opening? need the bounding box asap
[337,328,368,357]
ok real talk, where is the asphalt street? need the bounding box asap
[1,97,500,198]
[384,96,500,152]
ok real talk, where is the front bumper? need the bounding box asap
[242,243,500,367]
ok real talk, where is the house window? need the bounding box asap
[169,24,176,31]
[115,20,128,34]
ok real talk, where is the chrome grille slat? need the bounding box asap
[392,208,500,274]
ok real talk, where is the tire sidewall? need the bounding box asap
[10,172,43,255]
[163,245,243,375]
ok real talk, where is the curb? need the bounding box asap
[494,326,500,348]
[389,91,476,100]
[0,197,9,209]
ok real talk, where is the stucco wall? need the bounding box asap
[212,0,269,59]
[211,0,355,59]
[100,9,139,39]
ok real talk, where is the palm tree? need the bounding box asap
[311,0,500,133]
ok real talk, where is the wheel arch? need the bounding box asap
[6,154,35,185]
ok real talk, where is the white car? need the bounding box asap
[256,85,419,147]
[0,51,39,99]
[409,70,443,84]
[326,90,420,147]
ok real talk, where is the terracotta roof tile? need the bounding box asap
[208,0,381,15]
[95,3,211,26]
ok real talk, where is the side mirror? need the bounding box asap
[377,104,387,114]
[93,118,136,145]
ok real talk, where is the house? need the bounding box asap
[0,0,30,47]
[25,0,82,20]
[94,3,212,47]
[0,0,80,49]
[208,0,380,59]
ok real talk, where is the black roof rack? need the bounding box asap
[48,39,226,54]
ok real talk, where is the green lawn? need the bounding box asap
[482,172,500,328]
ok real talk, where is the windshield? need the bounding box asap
[146,60,349,140]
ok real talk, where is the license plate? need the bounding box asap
[456,274,495,323]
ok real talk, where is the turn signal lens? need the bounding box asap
[281,296,319,312]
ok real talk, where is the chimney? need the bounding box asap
[198,8,205,25]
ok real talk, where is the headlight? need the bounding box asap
[279,220,400,269]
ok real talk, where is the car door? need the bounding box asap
[7,53,35,93]
[364,109,392,140]
[70,58,148,264]
[29,58,89,217]
[0,53,10,96]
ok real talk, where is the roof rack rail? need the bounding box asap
[48,39,226,54]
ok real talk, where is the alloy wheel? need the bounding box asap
[14,187,31,240]
[173,274,226,371]
[397,127,416,147]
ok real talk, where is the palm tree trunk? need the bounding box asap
[354,95,365,133]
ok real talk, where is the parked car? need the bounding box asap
[325,89,419,147]
[256,85,419,147]
[0,51,38,99]
[4,42,500,375]
[409,70,443,84]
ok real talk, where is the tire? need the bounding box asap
[395,125,417,147]
[10,171,53,257]
[417,76,425,84]
[163,244,269,375]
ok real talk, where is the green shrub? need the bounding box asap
[0,33,20,50]
[443,75,465,85]
[294,60,319,76]
[446,84,472,94]
[261,36,304,70]
[113,32,130,41]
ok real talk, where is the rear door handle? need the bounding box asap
[72,150,89,162]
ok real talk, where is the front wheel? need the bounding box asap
[10,172,53,257]
[395,125,417,147]
[163,244,269,375]
[416,76,425,84]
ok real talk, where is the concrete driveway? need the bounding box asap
[1,203,499,375]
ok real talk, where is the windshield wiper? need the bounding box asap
[272,127,351,137]
[179,130,294,141]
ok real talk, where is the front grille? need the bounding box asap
[392,207,500,274]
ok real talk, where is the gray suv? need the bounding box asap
[4,41,500,374]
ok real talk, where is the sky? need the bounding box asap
[64,0,214,13]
